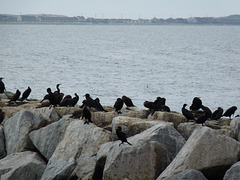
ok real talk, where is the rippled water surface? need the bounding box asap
[1,24,240,114]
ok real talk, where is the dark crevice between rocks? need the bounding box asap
[201,165,231,180]
[24,142,48,164]
[92,156,107,180]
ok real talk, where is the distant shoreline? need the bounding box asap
[1,13,240,25]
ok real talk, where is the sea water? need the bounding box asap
[1,24,240,114]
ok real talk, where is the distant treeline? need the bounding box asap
[1,14,240,25]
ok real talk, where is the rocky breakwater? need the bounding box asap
[0,96,240,180]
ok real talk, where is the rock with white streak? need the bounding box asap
[0,151,46,180]
[4,110,49,155]
[157,127,240,180]
[41,120,111,180]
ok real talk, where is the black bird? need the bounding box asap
[114,98,124,114]
[0,109,4,124]
[190,97,202,111]
[20,86,31,101]
[196,115,207,126]
[160,105,170,112]
[222,106,237,119]
[54,84,64,105]
[82,93,98,110]
[46,88,57,107]
[182,104,194,122]
[0,77,6,93]
[59,96,72,107]
[211,107,224,120]
[82,104,92,124]
[122,95,135,108]
[152,97,166,115]
[143,101,154,111]
[94,98,107,112]
[116,126,132,146]
[9,89,21,103]
[201,105,212,119]
[63,95,72,101]
[71,93,79,107]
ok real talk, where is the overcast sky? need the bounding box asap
[1,0,239,19]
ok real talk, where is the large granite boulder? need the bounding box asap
[163,169,207,180]
[158,126,240,180]
[41,120,111,180]
[0,151,46,180]
[112,116,173,140]
[103,141,168,180]
[177,122,202,140]
[29,115,74,160]
[148,111,186,128]
[4,110,48,155]
[96,124,186,180]
[224,161,240,180]
[0,125,6,159]
[91,111,118,127]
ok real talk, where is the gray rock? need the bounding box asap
[99,124,186,180]
[103,141,169,180]
[224,161,240,180]
[230,117,240,140]
[41,120,111,180]
[158,127,240,180]
[177,122,202,140]
[4,110,48,155]
[163,169,207,180]
[0,125,6,159]
[0,151,46,180]
[148,111,186,128]
[112,116,173,140]
[29,116,74,160]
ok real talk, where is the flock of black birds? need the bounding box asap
[0,78,239,145]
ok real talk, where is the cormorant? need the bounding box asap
[152,97,166,115]
[190,97,202,111]
[63,95,72,101]
[182,104,194,122]
[160,105,170,112]
[94,98,107,112]
[222,106,237,119]
[114,98,124,114]
[116,126,132,146]
[59,96,72,107]
[143,101,154,111]
[0,77,6,93]
[196,115,207,126]
[0,109,4,124]
[82,104,92,124]
[211,107,224,120]
[71,93,79,107]
[201,105,212,119]
[46,88,57,107]
[54,84,64,105]
[122,95,135,108]
[9,89,21,103]
[20,86,31,101]
[82,93,98,110]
